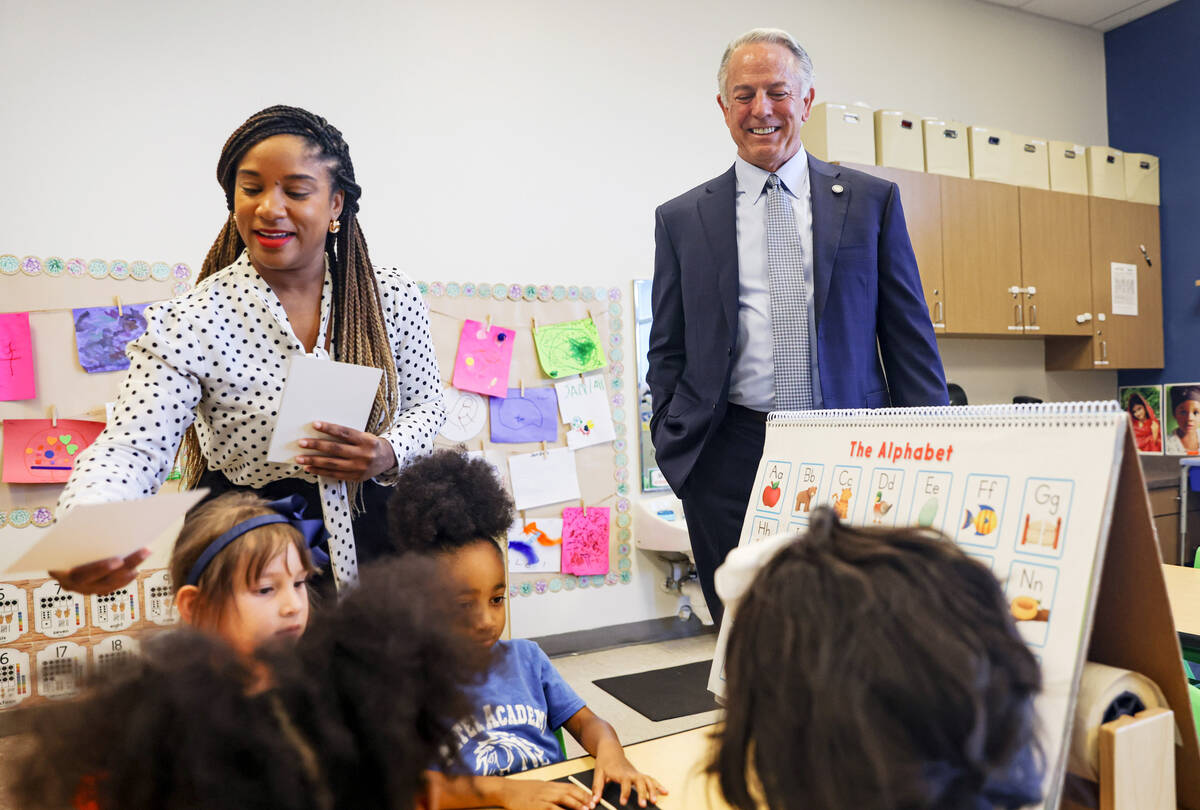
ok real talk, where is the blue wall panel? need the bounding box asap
[1106,0,1200,385]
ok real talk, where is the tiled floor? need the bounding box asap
[549,633,722,757]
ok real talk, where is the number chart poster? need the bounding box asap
[711,403,1128,810]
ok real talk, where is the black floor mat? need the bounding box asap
[592,660,719,721]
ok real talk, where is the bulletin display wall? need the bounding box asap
[0,253,191,712]
[419,279,634,620]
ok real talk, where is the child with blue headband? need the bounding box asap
[169,491,327,657]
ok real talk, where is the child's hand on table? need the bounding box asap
[500,778,595,809]
[593,742,668,808]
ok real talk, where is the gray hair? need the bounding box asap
[717,28,814,104]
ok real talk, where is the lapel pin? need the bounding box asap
[831,183,844,195]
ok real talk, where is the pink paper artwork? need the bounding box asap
[561,506,610,575]
[0,312,36,401]
[452,319,515,398]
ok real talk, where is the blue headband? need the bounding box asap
[184,494,330,586]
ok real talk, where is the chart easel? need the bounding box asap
[707,403,1200,809]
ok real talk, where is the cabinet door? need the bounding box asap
[846,163,946,330]
[940,176,1022,335]
[1019,188,1092,336]
[1089,198,1163,368]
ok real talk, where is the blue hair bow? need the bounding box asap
[184,494,330,586]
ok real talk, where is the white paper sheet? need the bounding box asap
[1111,261,1138,316]
[505,518,563,573]
[507,448,581,510]
[266,355,383,464]
[554,373,616,450]
[3,489,209,575]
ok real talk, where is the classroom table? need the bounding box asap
[505,724,732,809]
[1165,563,1200,656]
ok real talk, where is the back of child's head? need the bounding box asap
[711,506,1042,810]
[386,449,514,556]
[170,491,319,627]
[12,556,485,810]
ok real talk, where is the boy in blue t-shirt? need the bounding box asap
[388,450,666,810]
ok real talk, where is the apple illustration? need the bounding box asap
[762,481,781,508]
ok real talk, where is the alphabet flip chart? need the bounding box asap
[2,419,106,483]
[0,312,35,400]
[453,319,515,397]
[561,506,610,575]
[532,317,606,378]
[71,304,150,373]
[490,387,558,443]
[708,402,1200,810]
[554,374,615,450]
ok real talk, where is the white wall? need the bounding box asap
[1,0,1113,637]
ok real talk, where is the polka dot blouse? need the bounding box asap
[58,253,446,589]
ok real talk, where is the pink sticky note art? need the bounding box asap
[2,419,106,483]
[0,312,36,401]
[561,506,610,575]
[452,319,515,398]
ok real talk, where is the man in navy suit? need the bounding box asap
[648,28,948,623]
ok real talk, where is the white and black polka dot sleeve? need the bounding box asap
[372,266,445,483]
[57,297,203,508]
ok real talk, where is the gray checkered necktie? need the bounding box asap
[765,173,813,411]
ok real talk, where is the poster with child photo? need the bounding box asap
[1164,383,1200,456]
[1119,385,1164,455]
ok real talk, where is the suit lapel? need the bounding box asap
[697,166,739,335]
[808,154,848,324]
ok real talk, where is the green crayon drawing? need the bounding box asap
[533,316,607,378]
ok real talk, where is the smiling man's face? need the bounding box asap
[718,42,815,173]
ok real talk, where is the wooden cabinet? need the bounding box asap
[1046,198,1164,369]
[1018,188,1093,336]
[1149,487,1200,566]
[843,164,946,330]
[939,176,1022,335]
[838,163,1163,367]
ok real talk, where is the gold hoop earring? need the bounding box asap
[329,219,341,234]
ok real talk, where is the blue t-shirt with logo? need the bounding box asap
[450,638,586,776]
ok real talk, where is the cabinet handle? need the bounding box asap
[1013,302,1022,327]
[1029,304,1038,327]
[935,300,944,324]
[1101,340,1108,362]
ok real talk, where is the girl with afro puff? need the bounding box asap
[387,449,666,810]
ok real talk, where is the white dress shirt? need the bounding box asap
[58,252,445,589]
[727,149,823,412]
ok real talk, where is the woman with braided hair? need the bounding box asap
[53,106,445,596]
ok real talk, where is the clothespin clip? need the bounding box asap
[532,317,539,332]
[484,314,492,334]
[520,378,526,397]
[540,441,547,456]
[581,499,587,517]
[115,296,122,316]
[479,439,485,452]
[50,405,58,428]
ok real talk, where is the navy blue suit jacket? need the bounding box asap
[647,154,949,494]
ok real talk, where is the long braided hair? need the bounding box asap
[180,105,398,510]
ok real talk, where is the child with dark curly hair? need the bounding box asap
[709,506,1043,810]
[388,449,666,810]
[12,557,485,810]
